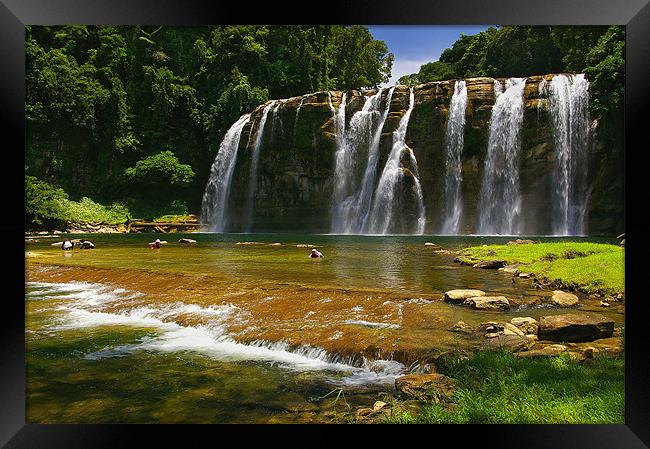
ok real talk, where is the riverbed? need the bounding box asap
[25,233,623,423]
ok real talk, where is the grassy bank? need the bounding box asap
[385,350,624,424]
[457,242,624,296]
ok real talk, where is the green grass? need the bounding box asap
[460,242,624,295]
[385,350,624,424]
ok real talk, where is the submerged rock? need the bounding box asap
[463,296,510,311]
[538,313,615,342]
[449,320,474,333]
[443,289,485,304]
[395,373,456,402]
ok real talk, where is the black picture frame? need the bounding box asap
[3,0,649,446]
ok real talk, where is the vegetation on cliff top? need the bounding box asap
[399,25,624,118]
[458,242,624,296]
[385,350,624,424]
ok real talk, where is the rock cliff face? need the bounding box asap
[215,74,623,235]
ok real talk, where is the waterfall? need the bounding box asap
[478,78,526,235]
[294,97,304,135]
[244,101,277,232]
[367,87,425,234]
[330,89,395,234]
[541,74,591,235]
[200,113,251,232]
[440,80,468,234]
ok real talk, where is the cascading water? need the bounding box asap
[440,80,468,234]
[330,89,394,234]
[201,113,251,232]
[478,78,526,235]
[244,101,277,232]
[541,74,591,235]
[367,88,425,234]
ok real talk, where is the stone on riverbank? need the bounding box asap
[507,239,536,245]
[550,290,579,307]
[515,344,568,358]
[481,334,534,352]
[472,260,506,269]
[463,296,510,311]
[443,289,486,304]
[538,313,615,342]
[395,373,456,402]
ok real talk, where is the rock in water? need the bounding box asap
[472,260,506,269]
[395,373,456,402]
[510,317,539,335]
[550,290,579,307]
[443,289,486,304]
[463,296,510,311]
[178,238,197,244]
[538,313,615,342]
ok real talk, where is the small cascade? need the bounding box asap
[478,78,526,235]
[201,113,251,231]
[541,74,591,235]
[293,97,304,135]
[440,80,468,234]
[367,88,425,234]
[244,101,277,232]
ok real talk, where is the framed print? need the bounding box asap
[3,0,650,446]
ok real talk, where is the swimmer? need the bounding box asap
[309,248,323,258]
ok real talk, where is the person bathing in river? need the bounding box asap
[61,239,73,251]
[149,238,162,249]
[309,248,323,258]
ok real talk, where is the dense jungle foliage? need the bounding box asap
[25,25,624,229]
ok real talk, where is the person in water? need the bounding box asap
[61,239,73,251]
[309,248,323,258]
[149,238,162,249]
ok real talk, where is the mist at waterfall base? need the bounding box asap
[201,74,594,236]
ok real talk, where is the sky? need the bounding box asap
[366,25,493,86]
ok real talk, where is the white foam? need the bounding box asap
[342,320,400,329]
[30,280,406,386]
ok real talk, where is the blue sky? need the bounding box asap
[366,25,493,86]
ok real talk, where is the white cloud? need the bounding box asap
[383,59,430,87]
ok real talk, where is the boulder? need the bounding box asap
[501,265,519,274]
[395,373,456,402]
[538,313,615,342]
[502,322,525,336]
[463,296,510,311]
[443,289,485,304]
[472,260,506,269]
[178,238,197,244]
[510,317,539,335]
[481,334,534,352]
[550,290,579,307]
